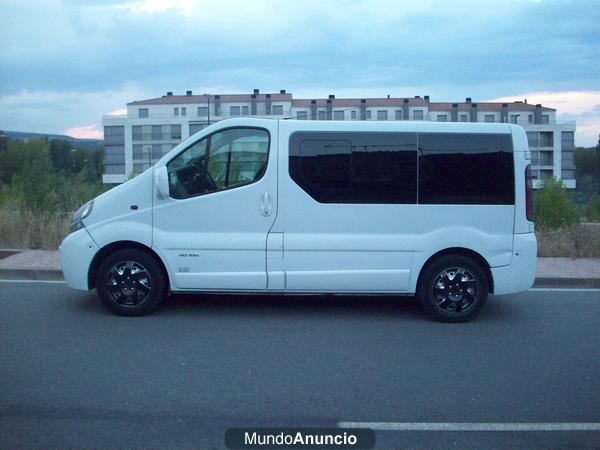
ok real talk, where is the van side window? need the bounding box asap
[418,133,514,205]
[167,127,269,199]
[290,132,418,203]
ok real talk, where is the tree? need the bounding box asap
[0,130,7,184]
[49,139,73,173]
[534,177,580,230]
[575,145,600,194]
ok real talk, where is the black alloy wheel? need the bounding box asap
[96,249,166,316]
[417,254,488,323]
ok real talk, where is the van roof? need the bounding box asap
[215,117,515,134]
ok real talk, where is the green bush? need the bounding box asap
[534,177,580,230]
[585,195,600,222]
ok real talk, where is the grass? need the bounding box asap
[1,205,599,257]
[0,206,69,250]
[536,224,600,258]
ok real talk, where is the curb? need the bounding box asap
[0,269,65,281]
[0,269,598,290]
[533,277,600,289]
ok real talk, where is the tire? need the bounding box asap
[417,254,488,323]
[95,249,167,316]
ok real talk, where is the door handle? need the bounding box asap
[260,191,272,216]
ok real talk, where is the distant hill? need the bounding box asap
[4,131,103,151]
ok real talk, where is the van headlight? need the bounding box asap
[70,200,94,233]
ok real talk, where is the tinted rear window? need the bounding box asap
[289,131,514,205]
[418,133,514,205]
[289,132,418,204]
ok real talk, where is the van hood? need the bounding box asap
[83,168,154,228]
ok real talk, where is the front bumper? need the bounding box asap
[491,232,537,295]
[59,227,100,290]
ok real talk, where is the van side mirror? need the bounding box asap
[155,166,170,198]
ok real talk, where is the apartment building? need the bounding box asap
[102,89,576,187]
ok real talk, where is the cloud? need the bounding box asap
[116,0,197,16]
[489,91,600,147]
[107,108,127,116]
[65,124,103,139]
[0,84,151,135]
[0,0,599,142]
[1,0,599,94]
[489,91,600,116]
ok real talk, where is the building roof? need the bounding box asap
[127,91,556,112]
[291,97,429,107]
[428,102,555,112]
[128,92,293,105]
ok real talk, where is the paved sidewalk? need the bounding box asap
[0,250,62,280]
[0,250,598,288]
[535,257,600,288]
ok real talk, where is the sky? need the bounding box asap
[0,0,599,146]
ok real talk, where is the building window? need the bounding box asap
[104,126,125,145]
[333,110,345,120]
[484,114,495,123]
[272,105,283,115]
[198,106,208,117]
[459,114,468,122]
[541,114,549,124]
[133,163,152,173]
[540,131,553,147]
[242,106,249,116]
[528,115,533,123]
[230,106,241,116]
[104,164,126,174]
[151,144,163,160]
[436,115,448,122]
[132,125,143,141]
[297,111,308,120]
[539,151,553,166]
[510,115,519,124]
[395,110,402,120]
[104,145,125,171]
[138,108,149,118]
[151,125,162,140]
[189,123,205,136]
[526,132,539,147]
[181,107,186,116]
[174,107,179,116]
[366,110,372,119]
[561,131,575,149]
[171,124,181,140]
[318,110,326,120]
[377,110,388,120]
[351,111,357,120]
[413,110,424,120]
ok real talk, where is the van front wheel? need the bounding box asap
[417,255,488,323]
[96,249,166,316]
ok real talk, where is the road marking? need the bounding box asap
[529,288,600,292]
[338,422,600,432]
[338,422,600,431]
[0,279,66,284]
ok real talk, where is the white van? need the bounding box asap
[60,118,536,322]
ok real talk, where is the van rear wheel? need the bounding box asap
[96,249,166,316]
[417,255,488,323]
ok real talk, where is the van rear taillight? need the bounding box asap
[525,164,533,221]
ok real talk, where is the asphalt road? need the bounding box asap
[1,282,599,449]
